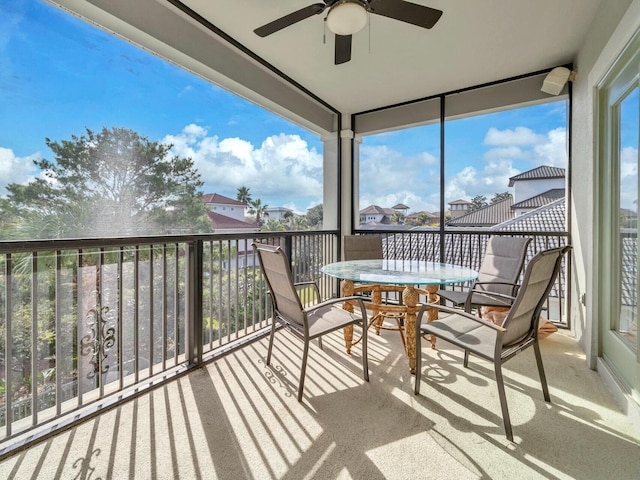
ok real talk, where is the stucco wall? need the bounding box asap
[571,0,637,366]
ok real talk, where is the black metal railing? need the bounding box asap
[0,227,569,451]
[0,231,338,450]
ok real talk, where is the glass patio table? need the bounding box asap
[321,259,478,373]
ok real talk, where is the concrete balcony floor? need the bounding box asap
[1,324,639,479]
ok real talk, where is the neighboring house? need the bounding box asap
[496,198,565,233]
[508,166,566,204]
[203,195,258,270]
[448,199,471,219]
[206,211,259,234]
[203,193,258,233]
[405,210,438,225]
[446,197,514,227]
[446,165,565,227]
[511,188,565,217]
[392,203,410,215]
[202,193,247,222]
[359,205,395,225]
[265,206,294,222]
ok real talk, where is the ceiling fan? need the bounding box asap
[254,0,443,65]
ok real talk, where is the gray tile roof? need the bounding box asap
[512,189,565,210]
[496,198,565,232]
[380,198,571,308]
[508,166,565,187]
[446,197,514,227]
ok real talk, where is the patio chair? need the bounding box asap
[343,234,384,261]
[253,243,369,402]
[438,236,532,313]
[414,245,571,441]
[343,235,406,346]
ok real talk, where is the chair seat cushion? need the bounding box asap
[306,304,361,338]
[436,289,468,305]
[420,314,498,360]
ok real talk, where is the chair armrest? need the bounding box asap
[463,288,516,312]
[306,296,368,319]
[471,281,519,291]
[417,303,506,332]
[294,281,321,303]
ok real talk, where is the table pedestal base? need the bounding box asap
[341,280,440,373]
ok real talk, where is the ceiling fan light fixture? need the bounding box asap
[327,1,367,36]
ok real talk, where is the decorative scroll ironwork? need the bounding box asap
[81,295,116,380]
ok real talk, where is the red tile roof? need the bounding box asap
[202,193,247,206]
[207,211,257,230]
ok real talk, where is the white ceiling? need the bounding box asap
[178,0,602,114]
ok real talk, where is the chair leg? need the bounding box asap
[533,341,551,402]
[318,337,323,350]
[298,339,310,402]
[494,363,514,442]
[266,320,277,365]
[361,322,369,382]
[414,327,422,395]
[463,350,470,368]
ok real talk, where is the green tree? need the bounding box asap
[391,212,405,225]
[306,204,323,228]
[0,127,210,239]
[287,215,308,231]
[248,198,269,227]
[416,213,430,226]
[261,219,285,231]
[469,195,488,212]
[491,192,513,204]
[236,186,252,204]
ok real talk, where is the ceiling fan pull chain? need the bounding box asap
[323,17,327,44]
[368,11,371,54]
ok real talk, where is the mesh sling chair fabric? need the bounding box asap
[343,235,384,261]
[415,245,571,441]
[253,243,369,402]
[437,236,532,313]
[343,235,407,346]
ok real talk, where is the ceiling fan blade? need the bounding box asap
[335,34,352,65]
[254,3,327,37]
[369,0,443,29]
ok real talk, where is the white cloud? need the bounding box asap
[533,127,568,167]
[162,124,323,211]
[484,126,546,146]
[444,161,519,205]
[0,147,41,194]
[359,144,439,211]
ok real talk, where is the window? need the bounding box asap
[0,1,323,240]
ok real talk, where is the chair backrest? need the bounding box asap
[343,235,383,261]
[253,243,305,326]
[477,236,532,296]
[501,246,570,346]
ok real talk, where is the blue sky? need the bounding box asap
[0,0,582,216]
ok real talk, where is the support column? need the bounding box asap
[322,133,339,231]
